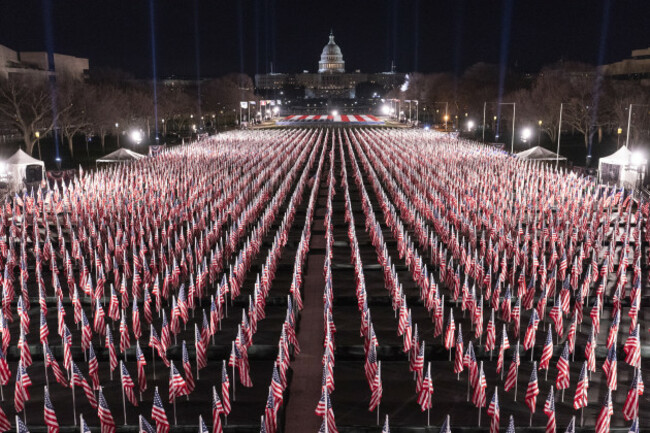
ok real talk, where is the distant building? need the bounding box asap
[0,43,89,80]
[255,31,405,99]
[601,47,650,85]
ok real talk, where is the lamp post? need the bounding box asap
[557,103,563,169]
[537,120,542,146]
[617,127,622,148]
[485,102,515,152]
[35,131,41,159]
[115,123,120,148]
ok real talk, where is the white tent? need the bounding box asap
[598,145,646,189]
[515,146,567,162]
[97,148,146,163]
[5,149,45,191]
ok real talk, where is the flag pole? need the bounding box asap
[119,363,127,425]
[478,405,481,427]
[152,346,157,381]
[440,296,445,345]
[173,395,177,426]
[561,388,565,402]
[529,411,533,427]
[195,324,200,380]
[232,342,237,401]
[71,368,77,425]
[43,343,49,389]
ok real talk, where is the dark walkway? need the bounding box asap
[283,141,330,432]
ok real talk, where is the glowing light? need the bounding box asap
[631,151,646,166]
[521,127,532,141]
[0,162,7,175]
[331,110,338,117]
[130,130,143,144]
[273,107,279,114]
[381,105,391,115]
[467,121,475,131]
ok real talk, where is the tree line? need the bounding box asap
[391,61,650,149]
[0,69,256,157]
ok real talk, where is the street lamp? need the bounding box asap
[617,127,623,148]
[115,123,120,147]
[521,127,532,143]
[35,131,41,159]
[467,120,475,131]
[381,105,391,116]
[130,130,143,145]
[538,120,542,146]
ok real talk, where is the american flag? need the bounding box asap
[485,309,495,352]
[556,343,570,390]
[543,386,556,433]
[539,327,553,371]
[454,323,465,374]
[88,343,100,390]
[15,415,29,433]
[121,362,139,406]
[417,362,433,411]
[182,340,195,393]
[195,324,207,371]
[139,415,155,433]
[80,415,91,433]
[365,342,378,385]
[595,388,613,433]
[369,361,382,412]
[151,388,170,433]
[39,310,49,344]
[43,386,59,433]
[136,341,148,393]
[18,329,32,367]
[14,362,31,413]
[602,343,618,391]
[221,361,231,416]
[573,361,589,410]
[486,387,499,433]
[44,343,68,387]
[169,361,189,402]
[71,361,98,408]
[105,325,118,374]
[0,346,10,385]
[623,367,642,421]
[623,325,641,367]
[496,325,510,375]
[504,342,520,393]
[523,309,539,350]
[97,388,116,433]
[525,362,539,414]
[0,403,10,433]
[212,386,224,433]
[444,309,455,350]
[506,415,515,433]
[472,361,487,408]
[264,387,277,433]
[382,414,390,433]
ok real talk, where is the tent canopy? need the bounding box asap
[4,149,45,191]
[598,145,646,188]
[515,146,567,161]
[97,148,146,163]
[598,145,647,166]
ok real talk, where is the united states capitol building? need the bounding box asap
[255,31,405,99]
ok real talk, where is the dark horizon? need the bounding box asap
[0,0,648,79]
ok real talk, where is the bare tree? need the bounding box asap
[0,75,60,155]
[57,78,90,157]
[85,83,125,152]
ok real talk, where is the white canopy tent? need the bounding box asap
[598,146,646,189]
[97,148,146,164]
[5,149,45,191]
[515,146,567,162]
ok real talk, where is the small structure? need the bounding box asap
[5,149,45,192]
[598,146,646,189]
[515,146,567,162]
[96,148,146,164]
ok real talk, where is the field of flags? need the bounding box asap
[0,126,646,432]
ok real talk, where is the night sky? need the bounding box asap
[0,0,648,79]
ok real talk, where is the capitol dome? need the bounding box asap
[318,31,345,73]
